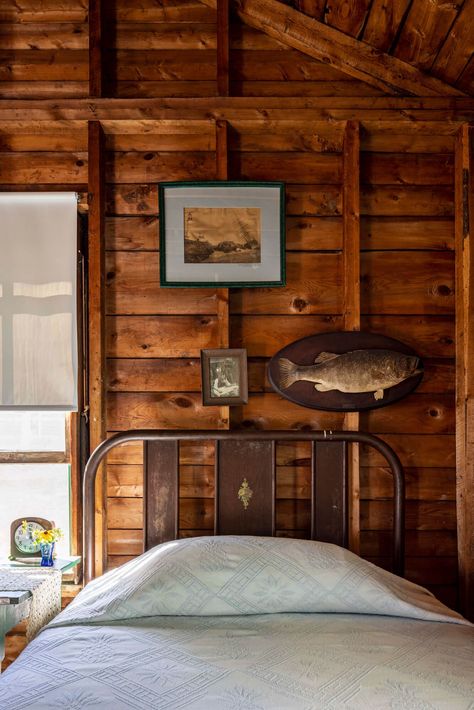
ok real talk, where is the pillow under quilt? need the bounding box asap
[50,536,469,627]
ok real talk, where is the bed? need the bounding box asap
[0,430,472,709]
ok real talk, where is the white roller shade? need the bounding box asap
[0,193,78,410]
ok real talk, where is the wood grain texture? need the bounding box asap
[108,359,202,393]
[233,394,344,429]
[360,251,455,315]
[362,0,411,53]
[106,315,221,358]
[361,315,455,358]
[204,0,466,96]
[360,217,454,250]
[230,252,342,314]
[361,153,453,186]
[230,315,344,356]
[454,124,474,620]
[0,23,88,50]
[217,0,230,96]
[108,392,221,430]
[432,1,474,85]
[88,121,107,577]
[0,0,88,23]
[0,47,87,75]
[360,467,456,501]
[89,0,104,97]
[363,393,455,435]
[0,152,87,183]
[360,186,454,216]
[361,434,456,468]
[325,0,371,37]
[342,119,361,554]
[286,217,342,249]
[105,251,220,314]
[105,215,159,250]
[229,119,345,152]
[361,500,457,531]
[114,0,215,23]
[393,0,463,71]
[361,529,457,557]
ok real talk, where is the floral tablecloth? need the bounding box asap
[0,568,62,640]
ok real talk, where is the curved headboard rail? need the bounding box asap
[83,429,405,584]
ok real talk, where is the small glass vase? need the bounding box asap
[40,541,55,567]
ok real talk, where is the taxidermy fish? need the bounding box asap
[279,349,422,400]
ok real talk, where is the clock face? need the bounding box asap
[14,521,45,554]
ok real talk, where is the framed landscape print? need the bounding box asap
[159,181,285,287]
[201,349,248,406]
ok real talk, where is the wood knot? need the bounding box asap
[143,153,155,161]
[429,408,440,418]
[174,397,192,409]
[292,298,307,312]
[437,284,452,297]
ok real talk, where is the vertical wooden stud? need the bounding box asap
[455,123,474,620]
[89,0,104,97]
[215,120,230,429]
[88,121,106,576]
[217,0,230,96]
[342,120,361,555]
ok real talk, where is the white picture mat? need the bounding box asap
[163,186,282,283]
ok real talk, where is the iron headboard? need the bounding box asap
[83,429,405,583]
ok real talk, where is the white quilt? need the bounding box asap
[0,536,472,709]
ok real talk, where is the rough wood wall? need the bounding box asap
[0,0,464,610]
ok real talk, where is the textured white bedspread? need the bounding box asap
[1,612,473,709]
[1,537,473,709]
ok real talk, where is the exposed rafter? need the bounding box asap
[200,0,465,97]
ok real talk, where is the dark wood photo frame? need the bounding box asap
[201,349,248,406]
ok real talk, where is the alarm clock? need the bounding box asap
[10,517,55,560]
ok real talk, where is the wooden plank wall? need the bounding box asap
[104,113,458,607]
[0,0,464,610]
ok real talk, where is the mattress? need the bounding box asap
[0,536,472,709]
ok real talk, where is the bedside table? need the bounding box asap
[3,556,81,573]
[0,591,31,671]
[0,557,81,671]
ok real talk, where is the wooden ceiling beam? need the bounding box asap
[199,0,465,97]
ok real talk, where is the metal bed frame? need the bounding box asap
[83,429,405,584]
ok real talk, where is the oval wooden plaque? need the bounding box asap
[267,331,424,412]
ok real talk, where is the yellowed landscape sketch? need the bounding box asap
[184,207,261,263]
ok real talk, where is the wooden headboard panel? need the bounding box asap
[83,429,405,583]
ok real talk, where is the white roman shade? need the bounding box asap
[0,193,78,410]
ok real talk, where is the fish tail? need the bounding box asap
[279,358,299,389]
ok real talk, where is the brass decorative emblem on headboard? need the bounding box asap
[238,478,253,510]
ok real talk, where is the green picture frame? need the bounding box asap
[159,181,285,288]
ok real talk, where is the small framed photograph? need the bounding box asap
[159,181,285,287]
[201,349,248,406]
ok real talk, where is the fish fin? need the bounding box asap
[374,389,384,400]
[314,383,332,392]
[314,352,340,365]
[278,358,299,389]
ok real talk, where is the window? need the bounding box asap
[0,411,71,559]
[0,192,80,561]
